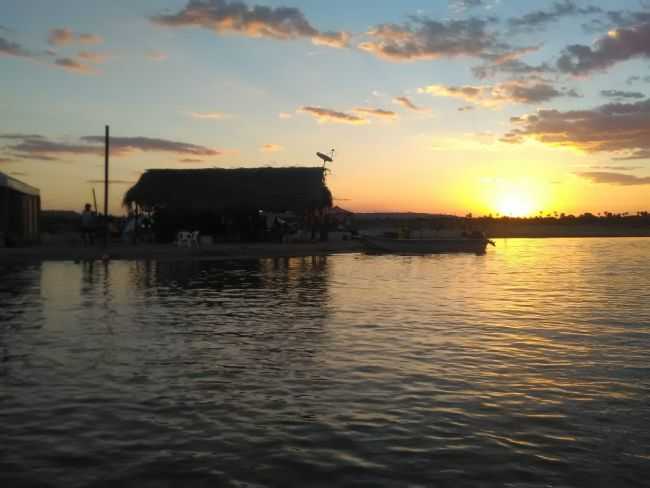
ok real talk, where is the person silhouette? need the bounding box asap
[80,203,95,246]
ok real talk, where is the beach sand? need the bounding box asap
[0,241,363,264]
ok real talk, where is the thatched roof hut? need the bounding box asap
[124,167,332,213]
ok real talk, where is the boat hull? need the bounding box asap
[361,236,490,255]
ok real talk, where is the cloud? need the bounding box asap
[458,105,475,112]
[0,33,107,77]
[582,9,650,33]
[78,33,102,44]
[152,0,349,48]
[483,45,542,66]
[190,111,229,119]
[576,171,650,185]
[81,136,223,156]
[0,36,33,58]
[473,59,555,79]
[420,84,486,104]
[601,89,645,99]
[0,133,45,140]
[278,112,293,119]
[419,80,567,106]
[359,17,507,62]
[450,0,486,10]
[557,22,650,76]
[54,57,95,74]
[48,28,102,46]
[352,107,397,119]
[393,96,428,112]
[499,81,566,104]
[13,154,60,161]
[0,157,13,164]
[298,106,368,125]
[146,51,168,61]
[48,28,74,46]
[77,51,109,63]
[2,134,223,160]
[508,1,602,31]
[4,136,102,160]
[612,149,650,160]
[311,31,350,49]
[501,99,650,159]
[260,143,283,152]
[591,165,642,170]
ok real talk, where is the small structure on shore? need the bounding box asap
[0,172,40,247]
[123,167,333,242]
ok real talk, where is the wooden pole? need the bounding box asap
[92,188,98,213]
[104,125,109,248]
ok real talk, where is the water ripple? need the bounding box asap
[1,240,650,486]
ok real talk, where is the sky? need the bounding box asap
[1,0,650,217]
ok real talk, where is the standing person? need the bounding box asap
[81,203,95,246]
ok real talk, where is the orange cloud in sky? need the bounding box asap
[419,80,569,107]
[353,107,398,120]
[393,96,429,112]
[48,28,102,46]
[77,51,109,63]
[152,0,350,48]
[299,106,369,125]
[54,57,96,74]
[260,143,283,152]
[502,99,650,158]
[190,111,229,120]
[1,134,224,160]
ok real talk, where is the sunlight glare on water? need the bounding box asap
[1,238,650,487]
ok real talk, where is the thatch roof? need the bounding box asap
[123,167,332,213]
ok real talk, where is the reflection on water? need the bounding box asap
[1,240,650,487]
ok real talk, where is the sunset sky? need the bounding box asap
[2,0,650,216]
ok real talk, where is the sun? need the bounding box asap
[496,191,535,217]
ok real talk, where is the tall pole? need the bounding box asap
[104,125,109,248]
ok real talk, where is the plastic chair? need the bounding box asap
[190,231,200,248]
[175,231,192,247]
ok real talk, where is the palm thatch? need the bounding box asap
[123,167,332,213]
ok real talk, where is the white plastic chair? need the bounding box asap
[175,231,192,247]
[190,231,200,248]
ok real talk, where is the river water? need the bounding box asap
[1,238,650,487]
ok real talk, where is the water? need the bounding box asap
[1,238,650,487]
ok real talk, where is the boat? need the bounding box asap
[360,234,494,255]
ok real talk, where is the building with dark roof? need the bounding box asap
[0,172,40,247]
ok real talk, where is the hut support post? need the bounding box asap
[0,188,8,247]
[134,204,139,245]
[103,125,109,248]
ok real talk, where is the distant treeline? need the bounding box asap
[357,212,650,238]
[470,211,650,226]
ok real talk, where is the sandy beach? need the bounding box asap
[0,240,364,264]
[4,231,650,264]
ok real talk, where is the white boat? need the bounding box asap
[361,235,494,254]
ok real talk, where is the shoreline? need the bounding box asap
[0,241,364,264]
[1,234,650,264]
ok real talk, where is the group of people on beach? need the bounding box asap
[80,203,152,246]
